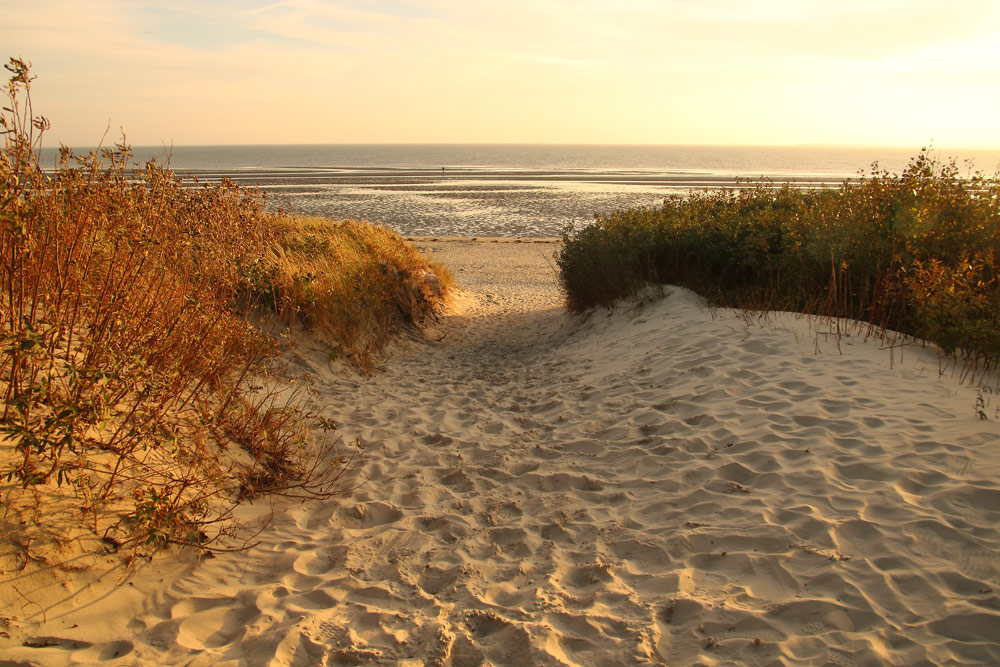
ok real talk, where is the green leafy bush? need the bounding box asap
[559,149,1000,372]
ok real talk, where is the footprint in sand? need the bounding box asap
[336,501,404,529]
[419,563,462,595]
[171,601,260,650]
[293,545,348,576]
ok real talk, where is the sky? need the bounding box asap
[3,0,1000,148]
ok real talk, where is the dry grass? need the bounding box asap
[0,57,451,560]
[258,215,453,370]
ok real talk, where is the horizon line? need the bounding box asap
[42,141,1000,152]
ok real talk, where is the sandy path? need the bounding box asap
[4,238,1000,666]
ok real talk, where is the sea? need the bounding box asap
[41,144,1000,238]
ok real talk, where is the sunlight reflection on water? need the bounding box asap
[267,179,685,237]
[43,144,1000,238]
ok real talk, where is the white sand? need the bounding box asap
[2,238,1000,665]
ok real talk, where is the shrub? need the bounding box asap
[0,58,450,557]
[559,148,1000,372]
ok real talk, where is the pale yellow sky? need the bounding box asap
[4,0,999,147]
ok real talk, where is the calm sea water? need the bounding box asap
[42,144,1000,238]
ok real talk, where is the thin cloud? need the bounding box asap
[4,0,999,146]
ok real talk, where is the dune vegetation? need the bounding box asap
[558,149,1000,379]
[0,58,451,557]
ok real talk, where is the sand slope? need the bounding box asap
[3,239,1000,666]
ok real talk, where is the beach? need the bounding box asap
[2,238,1000,665]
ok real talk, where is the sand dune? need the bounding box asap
[2,238,999,666]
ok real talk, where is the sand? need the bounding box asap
[2,237,1000,665]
